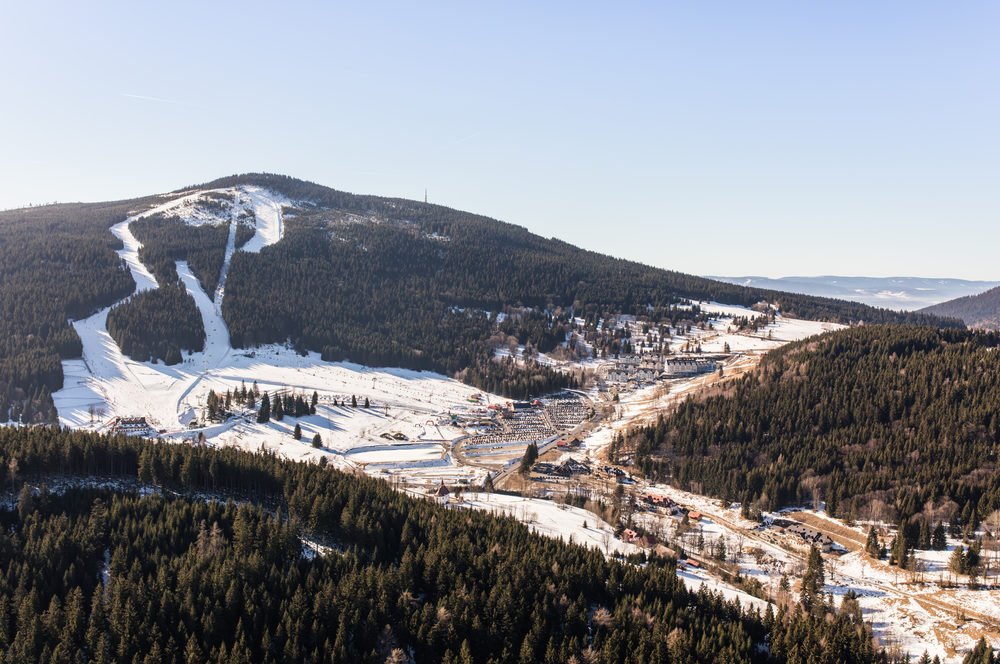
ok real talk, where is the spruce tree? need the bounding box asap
[293,423,302,440]
[932,521,947,550]
[801,545,825,612]
[256,393,271,423]
[865,526,881,558]
[273,393,284,421]
[918,519,931,550]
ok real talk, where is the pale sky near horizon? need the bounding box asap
[1,2,997,280]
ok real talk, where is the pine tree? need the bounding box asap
[310,391,318,414]
[351,395,357,408]
[918,519,931,550]
[293,423,302,441]
[311,434,322,448]
[364,397,370,408]
[932,521,947,550]
[950,545,966,575]
[519,443,539,474]
[256,393,271,424]
[865,526,881,558]
[273,393,284,421]
[801,545,825,612]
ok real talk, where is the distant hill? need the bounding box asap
[709,275,999,311]
[921,285,1000,329]
[625,325,1000,522]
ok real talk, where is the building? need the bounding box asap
[109,416,155,437]
[783,523,835,552]
[663,357,718,377]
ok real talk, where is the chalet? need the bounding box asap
[621,529,638,543]
[784,523,835,552]
[555,458,591,476]
[109,416,155,437]
[644,494,672,507]
[687,511,702,521]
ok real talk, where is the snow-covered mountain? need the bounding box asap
[708,275,1000,311]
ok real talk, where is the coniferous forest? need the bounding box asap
[130,214,231,295]
[212,174,958,395]
[0,173,963,420]
[0,425,885,664]
[625,326,1000,530]
[0,199,159,423]
[106,282,206,365]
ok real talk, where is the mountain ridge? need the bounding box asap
[0,173,964,424]
[920,285,1000,329]
[710,274,999,311]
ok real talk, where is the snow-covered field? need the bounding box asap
[53,186,499,486]
[50,183,992,659]
[457,492,640,556]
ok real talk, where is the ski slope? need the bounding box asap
[53,186,499,481]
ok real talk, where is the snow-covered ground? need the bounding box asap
[52,182,990,659]
[457,492,640,556]
[53,186,500,486]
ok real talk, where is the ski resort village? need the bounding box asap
[1,184,987,662]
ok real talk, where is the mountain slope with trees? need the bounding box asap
[0,198,163,424]
[921,286,1000,330]
[208,174,959,393]
[106,281,206,364]
[130,213,231,294]
[0,174,963,421]
[624,326,1000,531]
[0,425,885,664]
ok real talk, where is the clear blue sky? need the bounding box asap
[2,1,997,279]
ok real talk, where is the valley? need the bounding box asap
[0,177,989,662]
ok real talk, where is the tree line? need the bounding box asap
[0,198,163,423]
[0,425,889,664]
[624,326,1000,533]
[106,281,206,365]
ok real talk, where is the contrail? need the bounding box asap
[121,93,196,107]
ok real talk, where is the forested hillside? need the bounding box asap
[624,326,1000,530]
[922,286,1000,330]
[130,213,230,294]
[106,281,207,364]
[208,173,959,391]
[0,199,160,423]
[0,426,885,664]
[0,174,963,421]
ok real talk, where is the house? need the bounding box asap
[687,511,702,521]
[621,529,638,543]
[643,494,673,508]
[784,523,835,552]
[109,416,155,437]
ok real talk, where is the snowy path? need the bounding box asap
[53,185,497,483]
[212,191,239,311]
[54,186,290,431]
